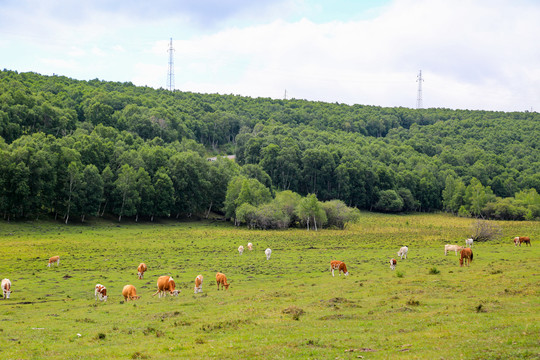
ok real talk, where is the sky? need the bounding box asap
[1,0,539,112]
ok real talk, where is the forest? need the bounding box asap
[1,69,539,223]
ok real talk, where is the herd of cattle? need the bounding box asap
[0,237,532,301]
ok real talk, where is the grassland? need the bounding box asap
[0,213,538,359]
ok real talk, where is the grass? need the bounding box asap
[0,212,538,359]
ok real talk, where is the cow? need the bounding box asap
[216,272,230,290]
[247,242,253,251]
[459,248,473,267]
[465,238,474,247]
[1,279,12,299]
[94,284,108,302]
[137,263,147,279]
[445,244,464,256]
[238,245,244,255]
[390,258,397,270]
[194,275,204,294]
[122,285,140,301]
[397,246,408,260]
[265,248,272,260]
[152,276,179,298]
[330,260,349,277]
[514,237,531,247]
[48,256,60,267]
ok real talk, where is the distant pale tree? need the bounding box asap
[295,193,327,231]
[114,164,139,222]
[80,164,103,222]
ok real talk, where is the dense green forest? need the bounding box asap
[1,69,539,223]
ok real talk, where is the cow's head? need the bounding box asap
[137,272,143,279]
[170,290,179,296]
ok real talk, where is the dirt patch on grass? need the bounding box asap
[282,306,305,320]
[318,314,356,320]
[200,319,252,332]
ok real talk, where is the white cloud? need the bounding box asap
[2,0,539,111]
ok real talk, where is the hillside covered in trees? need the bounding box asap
[1,69,539,223]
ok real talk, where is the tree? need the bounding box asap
[295,193,327,231]
[374,190,403,213]
[64,162,83,224]
[80,164,103,222]
[152,169,174,220]
[224,176,272,224]
[114,164,139,222]
[134,167,155,221]
[322,199,360,229]
[465,178,495,218]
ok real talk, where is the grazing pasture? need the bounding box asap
[0,213,538,359]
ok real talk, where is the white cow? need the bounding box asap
[238,245,244,255]
[444,244,463,256]
[465,238,474,247]
[247,242,253,251]
[265,248,272,260]
[397,246,408,260]
[1,279,12,299]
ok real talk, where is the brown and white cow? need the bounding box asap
[238,245,244,255]
[445,244,464,256]
[459,248,473,267]
[514,236,531,247]
[1,279,12,299]
[152,276,179,298]
[137,263,147,279]
[194,275,204,294]
[94,284,108,302]
[48,256,60,267]
[247,242,253,251]
[330,260,349,277]
[216,272,230,290]
[122,285,140,301]
[390,258,397,270]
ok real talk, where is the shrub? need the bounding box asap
[471,220,503,242]
[428,267,440,275]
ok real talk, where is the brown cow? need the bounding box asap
[94,284,107,301]
[459,248,473,267]
[137,263,147,279]
[2,279,12,299]
[330,260,349,276]
[48,256,60,267]
[194,275,204,293]
[514,237,531,247]
[122,285,140,301]
[389,258,397,270]
[152,276,179,298]
[216,272,230,290]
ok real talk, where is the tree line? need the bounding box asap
[1,69,539,222]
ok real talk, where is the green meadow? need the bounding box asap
[0,213,538,359]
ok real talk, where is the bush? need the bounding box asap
[471,220,502,242]
[375,190,404,212]
[322,199,360,229]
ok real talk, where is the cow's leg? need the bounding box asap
[331,268,335,277]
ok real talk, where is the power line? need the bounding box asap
[416,70,423,109]
[167,38,175,91]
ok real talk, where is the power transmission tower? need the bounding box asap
[416,70,423,109]
[167,38,175,91]
[284,89,287,100]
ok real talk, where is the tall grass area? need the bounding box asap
[0,213,538,359]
